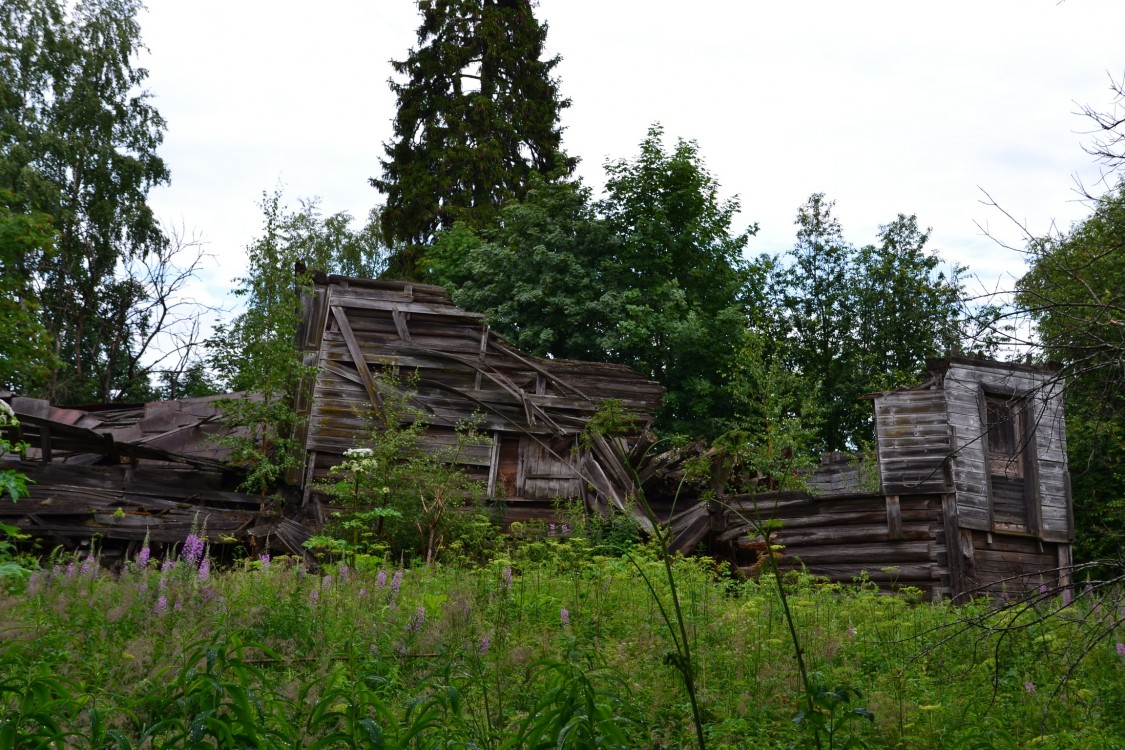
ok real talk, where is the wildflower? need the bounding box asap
[322,574,333,589]
[259,553,270,570]
[390,570,403,594]
[182,533,205,566]
[1024,681,1036,694]
[344,447,374,458]
[338,564,349,580]
[161,559,174,574]
[405,606,426,634]
[138,582,148,594]
[479,635,490,654]
[1084,583,1093,595]
[376,570,388,589]
[548,523,556,536]
[1038,583,1048,595]
[136,545,151,569]
[358,587,367,597]
[80,554,95,576]
[197,558,210,583]
[560,608,570,626]
[310,589,320,604]
[1116,642,1125,659]
[561,523,570,535]
[154,596,168,614]
[1062,588,1072,606]
[66,561,76,577]
[501,567,512,588]
[174,600,182,611]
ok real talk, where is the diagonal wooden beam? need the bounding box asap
[330,305,384,412]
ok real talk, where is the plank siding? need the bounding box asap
[296,276,664,529]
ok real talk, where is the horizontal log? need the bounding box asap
[778,540,934,564]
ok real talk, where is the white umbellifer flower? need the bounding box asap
[344,447,374,458]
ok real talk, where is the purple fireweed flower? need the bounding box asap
[321,574,333,589]
[158,575,168,591]
[138,582,148,594]
[479,636,490,654]
[548,523,556,536]
[338,564,349,580]
[1084,583,1093,595]
[65,562,76,577]
[182,533,205,566]
[405,606,425,634]
[197,557,210,583]
[501,567,512,588]
[1116,642,1125,659]
[136,546,151,569]
[561,523,570,535]
[309,589,320,604]
[1038,583,1048,595]
[161,559,174,574]
[1062,588,1072,606]
[259,553,270,569]
[376,571,387,589]
[358,587,367,597]
[390,571,403,594]
[560,608,570,626]
[173,600,182,611]
[154,596,168,614]
[80,554,95,576]
[1024,681,1036,694]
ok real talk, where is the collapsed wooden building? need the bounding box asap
[690,356,1074,601]
[2,275,1075,599]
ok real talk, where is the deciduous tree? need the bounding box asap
[431,125,757,438]
[1,0,171,403]
[1015,183,1125,562]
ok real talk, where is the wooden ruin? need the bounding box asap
[2,274,1075,599]
[697,356,1073,601]
[292,274,665,528]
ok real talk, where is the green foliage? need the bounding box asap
[372,0,574,277]
[315,370,494,565]
[208,192,385,503]
[1016,181,1125,562]
[769,194,965,450]
[433,125,757,439]
[1,545,1124,748]
[209,193,313,503]
[1,0,170,403]
[0,190,56,394]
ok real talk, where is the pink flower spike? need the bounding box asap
[197,558,210,583]
[1024,681,1036,694]
[1116,642,1125,659]
[560,608,570,626]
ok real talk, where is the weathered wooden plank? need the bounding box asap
[782,540,933,564]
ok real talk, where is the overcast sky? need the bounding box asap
[141,1,1125,310]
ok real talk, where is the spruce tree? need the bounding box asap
[371,0,573,279]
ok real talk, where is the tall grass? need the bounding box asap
[1,540,1123,749]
